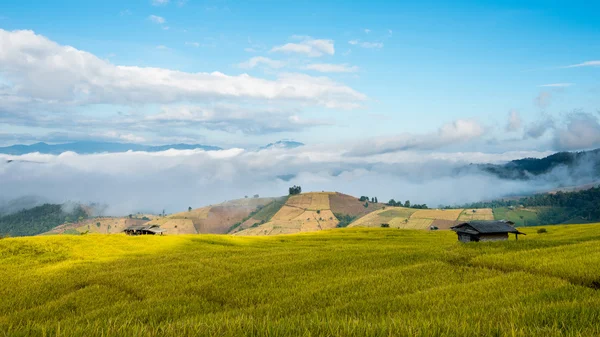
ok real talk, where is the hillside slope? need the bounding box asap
[349,207,494,229]
[234,192,385,235]
[146,197,276,234]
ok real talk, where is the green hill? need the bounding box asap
[0,203,89,237]
[1,224,600,336]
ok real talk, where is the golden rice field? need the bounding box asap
[411,209,464,221]
[2,224,600,336]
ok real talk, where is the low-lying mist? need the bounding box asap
[0,147,593,215]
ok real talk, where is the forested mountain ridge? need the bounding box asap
[0,204,89,237]
[474,148,600,180]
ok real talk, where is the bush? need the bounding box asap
[380,223,390,228]
[537,228,548,234]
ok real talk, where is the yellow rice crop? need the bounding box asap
[458,208,495,221]
[411,209,463,221]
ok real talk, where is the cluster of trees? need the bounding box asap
[0,203,88,237]
[289,185,302,195]
[335,214,357,228]
[387,199,428,209]
[359,196,378,203]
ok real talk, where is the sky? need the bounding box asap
[0,0,598,151]
[0,1,599,212]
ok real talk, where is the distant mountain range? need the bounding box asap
[259,140,305,150]
[0,140,306,155]
[474,148,600,180]
[0,141,222,155]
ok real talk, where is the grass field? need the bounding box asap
[493,207,541,226]
[2,224,600,336]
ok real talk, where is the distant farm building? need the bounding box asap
[124,224,165,236]
[451,220,525,242]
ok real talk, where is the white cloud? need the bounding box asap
[185,42,200,47]
[564,60,600,68]
[119,9,131,16]
[148,15,166,24]
[238,56,286,69]
[506,110,522,132]
[152,0,170,6]
[146,104,329,134]
[156,45,169,50]
[554,112,600,150]
[270,37,334,57]
[0,29,365,109]
[364,29,371,34]
[0,144,573,216]
[525,117,554,139]
[349,119,484,156]
[539,83,574,87]
[304,63,358,73]
[348,40,383,49]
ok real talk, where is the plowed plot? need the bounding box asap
[411,209,463,221]
[169,207,211,222]
[307,193,331,210]
[430,219,460,230]
[458,208,494,221]
[286,194,313,209]
[272,206,305,221]
[159,219,196,234]
[199,206,255,234]
[394,218,434,229]
[329,192,385,217]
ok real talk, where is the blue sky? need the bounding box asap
[0,0,599,151]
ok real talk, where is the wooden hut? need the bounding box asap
[450,220,525,242]
[124,224,165,236]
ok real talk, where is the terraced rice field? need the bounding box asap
[3,224,600,336]
[235,193,339,235]
[349,207,417,228]
[411,209,463,221]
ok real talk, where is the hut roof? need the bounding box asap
[451,220,525,235]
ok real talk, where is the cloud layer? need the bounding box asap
[1,146,563,215]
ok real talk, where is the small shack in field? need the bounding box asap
[124,224,165,236]
[450,220,525,242]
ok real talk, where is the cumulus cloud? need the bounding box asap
[0,29,365,109]
[505,110,522,132]
[238,56,286,69]
[525,117,554,139]
[152,0,170,5]
[553,112,600,150]
[304,63,358,73]
[270,36,334,57]
[348,119,485,156]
